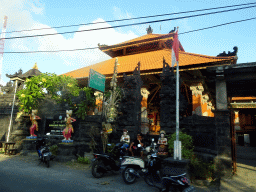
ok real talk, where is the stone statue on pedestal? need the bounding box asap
[29,110,41,138]
[62,110,76,142]
[120,129,130,148]
[157,130,168,156]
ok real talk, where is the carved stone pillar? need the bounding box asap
[160,58,187,135]
[214,66,232,179]
[141,88,150,134]
[118,62,143,140]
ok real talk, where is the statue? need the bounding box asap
[62,110,76,141]
[157,130,168,155]
[29,110,41,137]
[120,129,130,148]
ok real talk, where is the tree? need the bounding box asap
[17,73,95,119]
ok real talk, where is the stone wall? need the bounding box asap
[181,114,217,161]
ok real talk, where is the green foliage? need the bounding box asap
[189,155,215,180]
[75,87,96,120]
[167,130,194,159]
[0,148,5,154]
[77,155,90,164]
[17,73,95,118]
[49,145,58,156]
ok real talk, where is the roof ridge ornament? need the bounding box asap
[146,25,153,34]
[169,27,176,34]
[217,46,238,57]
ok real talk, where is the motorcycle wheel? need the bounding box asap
[144,173,154,187]
[122,167,137,184]
[144,172,163,189]
[91,160,105,178]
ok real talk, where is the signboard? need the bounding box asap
[88,69,106,92]
[45,116,66,136]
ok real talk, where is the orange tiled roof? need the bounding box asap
[232,97,256,101]
[114,34,165,45]
[62,48,235,79]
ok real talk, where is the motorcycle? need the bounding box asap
[121,140,195,192]
[91,142,129,178]
[34,137,55,168]
[121,139,157,184]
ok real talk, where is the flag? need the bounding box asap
[171,29,179,67]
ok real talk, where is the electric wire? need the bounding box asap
[1,4,256,40]
[1,1,256,34]
[3,16,255,54]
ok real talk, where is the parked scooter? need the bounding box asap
[121,139,195,192]
[121,139,157,184]
[34,137,55,168]
[91,142,129,178]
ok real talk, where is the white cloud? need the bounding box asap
[4,18,137,70]
[1,2,138,77]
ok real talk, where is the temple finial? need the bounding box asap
[32,62,38,70]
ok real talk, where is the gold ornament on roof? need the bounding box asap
[32,63,38,70]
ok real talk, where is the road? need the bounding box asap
[0,154,208,192]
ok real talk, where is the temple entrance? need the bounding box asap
[141,74,192,135]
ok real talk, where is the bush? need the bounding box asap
[0,148,5,154]
[77,156,90,164]
[167,131,194,159]
[49,145,58,156]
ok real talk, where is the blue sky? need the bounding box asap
[0,0,255,85]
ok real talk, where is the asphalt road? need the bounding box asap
[0,154,208,192]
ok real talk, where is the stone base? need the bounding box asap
[26,136,37,139]
[141,122,150,134]
[162,157,190,176]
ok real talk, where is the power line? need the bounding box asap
[1,4,256,41]
[2,1,256,34]
[3,16,256,54]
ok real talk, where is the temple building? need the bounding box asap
[231,97,256,147]
[62,26,238,134]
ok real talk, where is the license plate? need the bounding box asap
[183,186,195,192]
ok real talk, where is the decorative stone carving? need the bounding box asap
[146,25,153,34]
[190,85,204,97]
[140,88,150,123]
[217,46,238,57]
[202,94,209,104]
[118,62,143,137]
[169,27,176,34]
[6,69,23,78]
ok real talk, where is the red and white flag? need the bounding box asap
[171,29,179,67]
